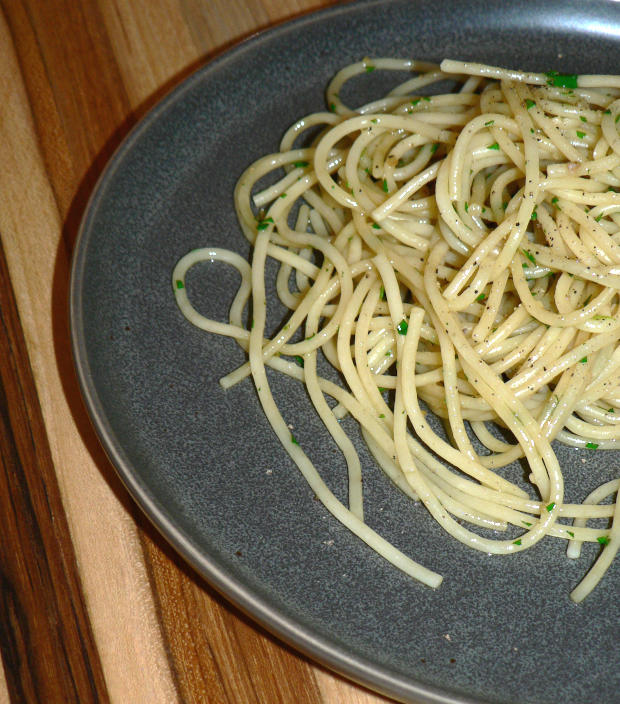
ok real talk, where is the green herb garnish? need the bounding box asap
[257,216,274,230]
[585,442,599,450]
[396,319,408,335]
[488,142,500,150]
[545,71,578,88]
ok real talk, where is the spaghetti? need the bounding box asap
[173,58,620,602]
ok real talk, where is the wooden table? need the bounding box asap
[0,1,409,701]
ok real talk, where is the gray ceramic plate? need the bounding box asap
[70,1,620,702]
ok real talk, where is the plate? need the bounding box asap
[70,1,620,702]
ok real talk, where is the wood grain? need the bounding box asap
[0,0,407,701]
[0,242,109,702]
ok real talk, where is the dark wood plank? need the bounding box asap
[0,239,110,703]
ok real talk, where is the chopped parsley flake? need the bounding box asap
[531,207,538,220]
[484,119,495,126]
[585,442,599,450]
[546,502,556,512]
[175,280,184,289]
[476,292,486,302]
[580,116,587,122]
[372,222,381,229]
[257,216,274,230]
[522,521,533,527]
[488,142,500,150]
[291,434,299,445]
[382,179,389,193]
[567,531,575,538]
[431,143,439,154]
[576,130,586,138]
[522,249,536,264]
[525,99,536,110]
[545,71,578,88]
[396,319,409,335]
[293,161,309,168]
[365,64,375,73]
[597,535,611,546]
[513,539,522,546]
[379,285,385,300]
[294,356,304,367]
[579,356,588,364]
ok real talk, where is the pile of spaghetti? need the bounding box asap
[173,58,620,602]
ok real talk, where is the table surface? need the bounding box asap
[0,0,411,702]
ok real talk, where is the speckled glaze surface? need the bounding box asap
[70,2,620,702]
